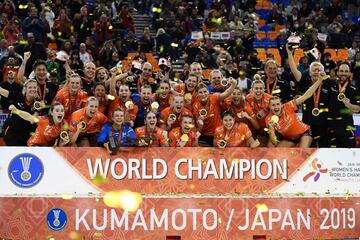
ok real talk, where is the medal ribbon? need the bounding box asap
[266,78,278,95]
[313,85,322,109]
[338,81,348,94]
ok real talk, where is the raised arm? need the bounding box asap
[294,74,326,105]
[286,44,302,82]
[109,68,118,96]
[219,78,237,102]
[9,105,38,124]
[0,86,10,98]
[18,51,31,83]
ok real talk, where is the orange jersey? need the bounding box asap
[160,107,193,129]
[175,84,198,109]
[53,87,88,120]
[265,100,310,140]
[135,126,166,147]
[154,93,172,112]
[168,127,198,147]
[221,97,246,121]
[27,117,64,146]
[245,93,271,129]
[214,122,252,147]
[70,108,108,135]
[192,94,222,136]
[107,96,139,120]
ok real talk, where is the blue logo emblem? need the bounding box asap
[46,208,67,231]
[8,153,44,188]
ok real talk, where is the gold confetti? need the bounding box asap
[103,190,142,212]
[62,194,73,200]
[106,94,115,100]
[218,217,222,224]
[91,174,107,186]
[69,231,81,240]
[151,102,159,109]
[256,203,268,213]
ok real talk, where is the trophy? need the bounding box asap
[108,135,118,155]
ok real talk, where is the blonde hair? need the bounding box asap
[22,79,37,95]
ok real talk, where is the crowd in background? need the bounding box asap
[0,0,359,150]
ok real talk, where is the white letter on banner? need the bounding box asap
[188,209,201,230]
[188,159,202,179]
[238,209,250,230]
[87,158,110,178]
[268,209,282,230]
[219,158,237,179]
[111,158,127,179]
[297,209,310,230]
[251,210,267,230]
[128,158,141,179]
[76,209,90,230]
[256,159,272,180]
[273,159,287,179]
[239,159,251,179]
[111,209,128,230]
[131,209,148,230]
[150,209,168,230]
[172,209,186,230]
[175,159,188,179]
[203,209,217,230]
[93,209,107,230]
[203,159,219,179]
[281,210,295,230]
[153,159,167,179]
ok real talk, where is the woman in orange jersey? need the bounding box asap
[214,110,260,148]
[135,111,168,147]
[92,82,112,114]
[175,74,199,110]
[69,97,108,146]
[7,103,70,146]
[221,86,260,129]
[154,81,172,112]
[53,73,88,120]
[168,114,200,147]
[192,78,237,146]
[265,76,326,148]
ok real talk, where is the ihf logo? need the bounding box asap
[8,153,44,188]
[47,208,67,231]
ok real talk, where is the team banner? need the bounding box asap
[1,148,360,195]
[0,196,359,239]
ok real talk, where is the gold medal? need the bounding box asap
[199,109,207,117]
[337,93,346,101]
[180,134,189,142]
[169,113,176,121]
[151,102,159,110]
[125,101,133,109]
[312,108,320,116]
[220,79,228,87]
[270,115,279,124]
[218,140,227,148]
[184,93,192,101]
